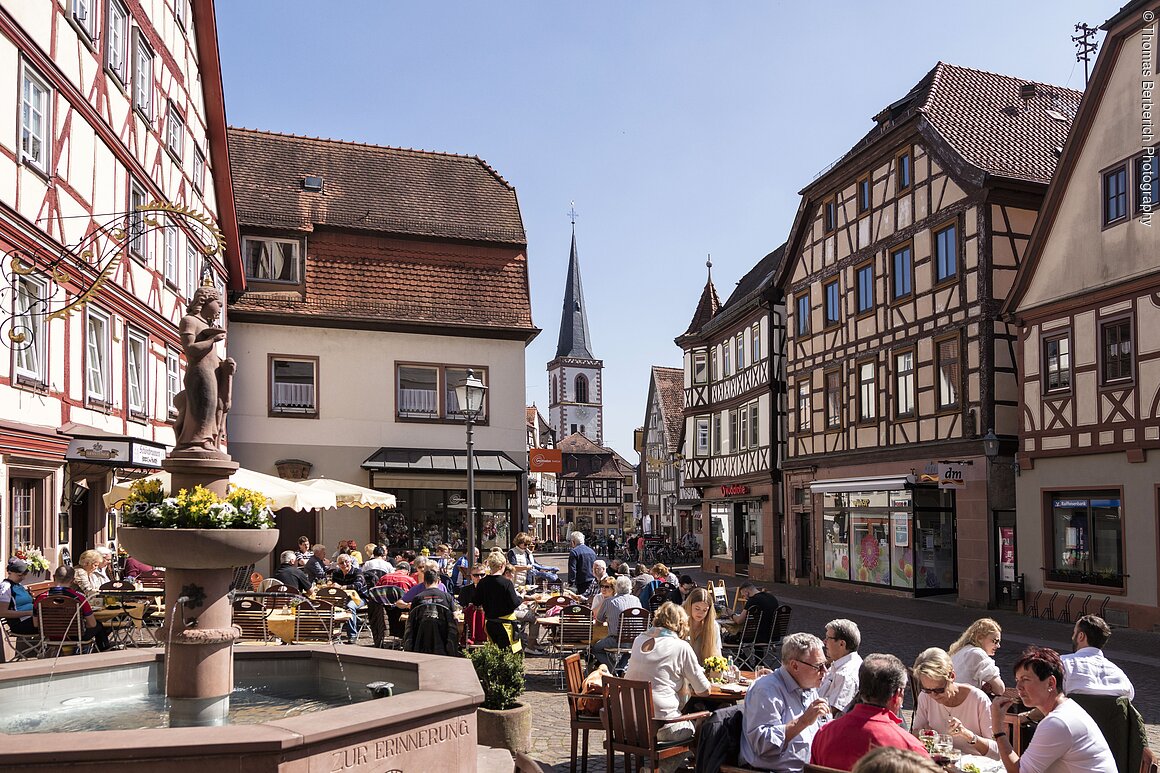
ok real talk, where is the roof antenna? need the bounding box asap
[568,201,578,229]
[1072,22,1098,86]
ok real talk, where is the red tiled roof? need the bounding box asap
[652,366,684,455]
[227,127,526,244]
[229,233,535,332]
[558,432,625,479]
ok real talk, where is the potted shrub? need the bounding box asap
[466,643,532,754]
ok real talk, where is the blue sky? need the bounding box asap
[216,0,1120,459]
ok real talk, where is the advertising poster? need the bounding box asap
[1000,527,1015,582]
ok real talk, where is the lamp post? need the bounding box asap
[982,428,1000,460]
[455,369,488,561]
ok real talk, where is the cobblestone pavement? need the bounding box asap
[515,555,1160,772]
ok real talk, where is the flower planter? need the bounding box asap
[118,527,279,569]
[476,702,533,754]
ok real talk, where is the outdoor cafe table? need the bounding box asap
[95,589,165,646]
[700,670,756,704]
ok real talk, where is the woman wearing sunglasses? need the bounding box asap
[912,648,997,757]
[948,618,1006,697]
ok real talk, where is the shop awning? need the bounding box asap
[809,474,916,494]
[362,448,524,474]
[103,469,338,512]
[298,477,396,509]
[529,507,546,520]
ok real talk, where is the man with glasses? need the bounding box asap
[818,618,863,715]
[740,632,832,772]
[810,654,929,770]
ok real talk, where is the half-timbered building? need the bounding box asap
[225,128,538,561]
[556,431,632,545]
[1003,0,1160,629]
[0,0,239,569]
[527,404,558,542]
[639,365,684,541]
[677,249,786,581]
[775,63,1078,605]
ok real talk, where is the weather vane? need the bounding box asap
[568,201,578,226]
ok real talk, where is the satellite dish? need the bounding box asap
[1045,109,1068,122]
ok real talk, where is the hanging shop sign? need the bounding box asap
[66,436,167,469]
[937,463,966,490]
[529,448,562,473]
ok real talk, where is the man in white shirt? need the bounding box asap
[1061,615,1134,700]
[361,545,394,575]
[818,618,862,714]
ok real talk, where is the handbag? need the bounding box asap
[576,664,609,716]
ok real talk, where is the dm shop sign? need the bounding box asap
[66,437,166,469]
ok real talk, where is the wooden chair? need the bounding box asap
[563,653,605,773]
[249,571,264,592]
[36,594,95,656]
[554,603,594,685]
[514,752,548,773]
[258,578,286,591]
[721,611,763,670]
[312,586,350,607]
[601,675,709,773]
[293,605,338,644]
[544,594,572,610]
[805,764,849,773]
[232,597,272,643]
[136,570,166,591]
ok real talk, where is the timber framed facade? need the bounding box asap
[1004,0,1160,629]
[776,62,1078,605]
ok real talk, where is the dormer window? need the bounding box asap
[243,236,301,282]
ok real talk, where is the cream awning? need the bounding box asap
[103,469,339,512]
[808,474,916,494]
[299,478,397,509]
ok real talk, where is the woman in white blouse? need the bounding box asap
[949,618,1005,696]
[625,601,712,767]
[912,647,998,757]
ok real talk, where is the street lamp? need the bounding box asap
[455,369,488,560]
[981,428,1000,460]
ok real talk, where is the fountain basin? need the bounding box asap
[0,646,484,772]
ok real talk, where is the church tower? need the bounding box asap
[548,218,604,445]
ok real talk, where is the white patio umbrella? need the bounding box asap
[298,478,397,509]
[103,468,338,512]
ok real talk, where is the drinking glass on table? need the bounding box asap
[917,729,937,752]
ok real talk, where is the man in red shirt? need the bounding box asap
[810,653,929,770]
[377,561,418,592]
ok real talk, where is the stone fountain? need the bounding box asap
[0,286,487,770]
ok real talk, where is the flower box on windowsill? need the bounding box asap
[1046,569,1123,589]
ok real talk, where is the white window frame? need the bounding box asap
[751,322,761,362]
[192,145,205,193]
[129,181,148,258]
[163,221,179,285]
[85,308,111,404]
[106,0,129,83]
[20,64,51,173]
[166,347,180,416]
[12,274,47,383]
[895,351,916,418]
[174,0,186,28]
[748,400,759,447]
[186,241,200,298]
[712,413,721,455]
[270,356,318,417]
[797,381,811,432]
[736,334,745,370]
[71,0,97,40]
[131,28,154,118]
[694,416,710,457]
[739,405,749,451]
[722,340,731,376]
[243,236,301,283]
[166,103,184,158]
[126,329,149,417]
[692,351,708,385]
[858,361,876,421]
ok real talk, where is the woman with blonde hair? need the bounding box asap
[912,647,998,757]
[853,747,942,773]
[681,587,721,663]
[948,618,1005,695]
[625,601,712,770]
[73,550,103,599]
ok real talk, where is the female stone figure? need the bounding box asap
[173,286,235,454]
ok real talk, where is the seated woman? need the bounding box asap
[990,646,1116,773]
[472,552,532,652]
[624,602,713,772]
[681,587,722,664]
[949,617,1005,696]
[73,550,103,603]
[912,647,998,757]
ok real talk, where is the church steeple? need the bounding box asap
[555,222,595,360]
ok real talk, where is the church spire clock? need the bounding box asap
[548,205,604,445]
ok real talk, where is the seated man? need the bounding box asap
[456,564,487,609]
[1062,615,1134,699]
[329,554,367,643]
[36,565,112,651]
[303,544,330,584]
[360,546,394,575]
[810,653,929,770]
[818,618,863,715]
[591,575,643,671]
[724,582,779,645]
[377,562,418,592]
[272,550,312,593]
[741,633,832,772]
[402,569,459,657]
[0,557,37,637]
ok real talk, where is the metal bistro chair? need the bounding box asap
[553,603,593,686]
[607,606,650,676]
[601,675,709,773]
[647,583,678,616]
[721,610,764,671]
[2,617,42,661]
[100,580,163,647]
[293,604,339,644]
[232,596,273,644]
[760,604,793,668]
[37,594,95,657]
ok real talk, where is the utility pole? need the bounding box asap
[1072,23,1099,86]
